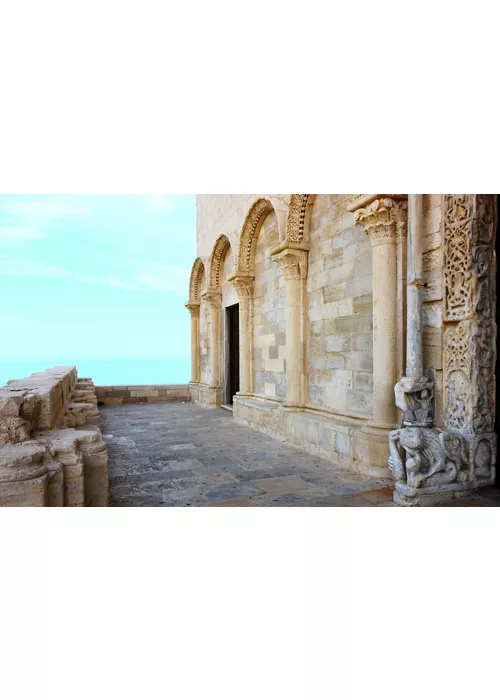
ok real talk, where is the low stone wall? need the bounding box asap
[96,384,190,405]
[0,367,109,507]
[233,396,389,478]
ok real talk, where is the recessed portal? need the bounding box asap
[226,303,240,405]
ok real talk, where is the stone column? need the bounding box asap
[271,243,309,408]
[394,194,434,428]
[407,194,424,378]
[228,273,254,396]
[185,302,200,384]
[202,289,222,389]
[354,197,408,429]
[347,196,408,477]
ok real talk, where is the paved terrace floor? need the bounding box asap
[100,403,500,507]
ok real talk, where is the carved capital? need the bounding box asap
[271,247,309,280]
[185,302,201,319]
[201,288,222,308]
[228,273,254,299]
[353,197,408,247]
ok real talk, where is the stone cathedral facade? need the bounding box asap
[186,195,498,506]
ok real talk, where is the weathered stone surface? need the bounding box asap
[0,366,109,507]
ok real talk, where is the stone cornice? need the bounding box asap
[347,194,408,213]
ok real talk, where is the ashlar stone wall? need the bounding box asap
[307,195,373,417]
[253,212,287,400]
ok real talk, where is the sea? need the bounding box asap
[0,357,191,388]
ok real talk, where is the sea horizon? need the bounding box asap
[0,357,191,388]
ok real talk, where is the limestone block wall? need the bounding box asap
[96,384,191,405]
[196,194,290,259]
[0,367,109,507]
[307,195,373,417]
[253,212,287,400]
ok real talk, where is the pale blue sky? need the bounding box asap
[0,195,196,383]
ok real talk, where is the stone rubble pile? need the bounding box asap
[0,366,109,507]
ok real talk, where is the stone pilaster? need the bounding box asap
[271,243,309,408]
[348,196,408,477]
[201,288,222,390]
[228,273,254,397]
[185,302,201,384]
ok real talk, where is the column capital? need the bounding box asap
[270,244,309,280]
[228,272,255,299]
[201,288,222,308]
[351,196,408,247]
[185,301,201,318]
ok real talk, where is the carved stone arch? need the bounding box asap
[188,257,206,303]
[285,195,316,244]
[237,198,275,273]
[209,235,231,289]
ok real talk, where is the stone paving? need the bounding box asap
[100,403,500,507]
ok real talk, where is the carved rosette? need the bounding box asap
[354,198,408,247]
[272,249,308,280]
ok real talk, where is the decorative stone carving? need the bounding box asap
[238,199,275,272]
[389,427,468,489]
[389,425,496,505]
[394,376,434,427]
[354,197,408,247]
[185,302,201,319]
[272,248,308,280]
[392,194,497,505]
[209,235,231,288]
[286,195,311,244]
[188,257,206,303]
[229,273,254,299]
[202,288,222,308]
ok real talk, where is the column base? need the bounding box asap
[189,383,223,408]
[353,424,396,479]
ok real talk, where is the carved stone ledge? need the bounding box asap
[347,194,408,213]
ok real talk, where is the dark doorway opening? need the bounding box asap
[226,303,240,405]
[496,196,500,485]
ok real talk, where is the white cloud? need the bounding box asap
[0,198,89,245]
[2,199,88,226]
[136,264,190,296]
[108,276,139,291]
[0,226,47,241]
[146,195,173,212]
[0,255,70,278]
[106,264,190,296]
